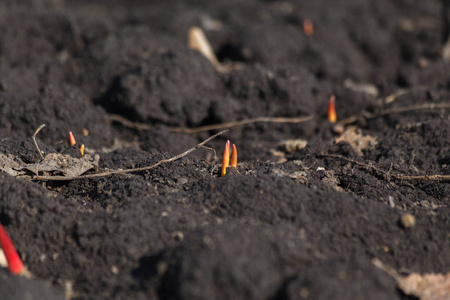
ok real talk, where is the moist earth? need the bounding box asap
[0,0,449,299]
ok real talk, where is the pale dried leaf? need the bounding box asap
[21,153,99,177]
[398,273,450,300]
[279,139,308,153]
[0,153,26,176]
[320,170,342,191]
[334,126,377,156]
[344,79,379,97]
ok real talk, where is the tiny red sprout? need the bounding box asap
[80,144,85,156]
[303,19,314,36]
[69,131,76,146]
[328,95,337,123]
[230,144,237,167]
[221,140,230,176]
[0,224,24,275]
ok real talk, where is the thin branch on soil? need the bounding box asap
[379,103,450,116]
[383,87,427,104]
[32,124,46,160]
[200,145,217,163]
[170,116,314,133]
[338,102,450,126]
[107,115,152,130]
[319,154,450,182]
[372,258,400,280]
[107,114,314,134]
[34,130,228,181]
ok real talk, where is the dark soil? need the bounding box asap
[0,0,449,299]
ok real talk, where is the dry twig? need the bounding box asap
[338,102,450,126]
[383,88,425,104]
[32,124,46,160]
[200,145,217,163]
[34,130,228,181]
[319,154,450,182]
[170,116,314,134]
[106,115,152,130]
[107,114,313,134]
[379,103,450,116]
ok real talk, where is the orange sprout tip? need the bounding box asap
[303,19,314,36]
[221,140,231,176]
[69,131,76,146]
[231,144,237,167]
[327,95,337,123]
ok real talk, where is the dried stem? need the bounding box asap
[108,115,313,133]
[32,124,46,160]
[383,87,426,104]
[34,130,228,181]
[107,114,314,134]
[107,115,151,130]
[319,154,450,182]
[170,116,314,134]
[200,145,217,163]
[338,102,450,126]
[380,103,450,116]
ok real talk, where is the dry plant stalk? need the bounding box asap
[337,102,450,126]
[380,103,450,116]
[320,154,450,183]
[107,114,314,134]
[170,116,314,133]
[32,124,46,160]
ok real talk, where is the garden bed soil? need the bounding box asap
[0,0,449,299]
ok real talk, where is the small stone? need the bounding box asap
[332,124,345,134]
[400,214,415,229]
[157,262,168,275]
[111,265,119,275]
[300,287,309,299]
[202,235,213,246]
[280,139,308,153]
[272,150,285,158]
[388,196,395,208]
[82,128,89,136]
[172,231,184,241]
